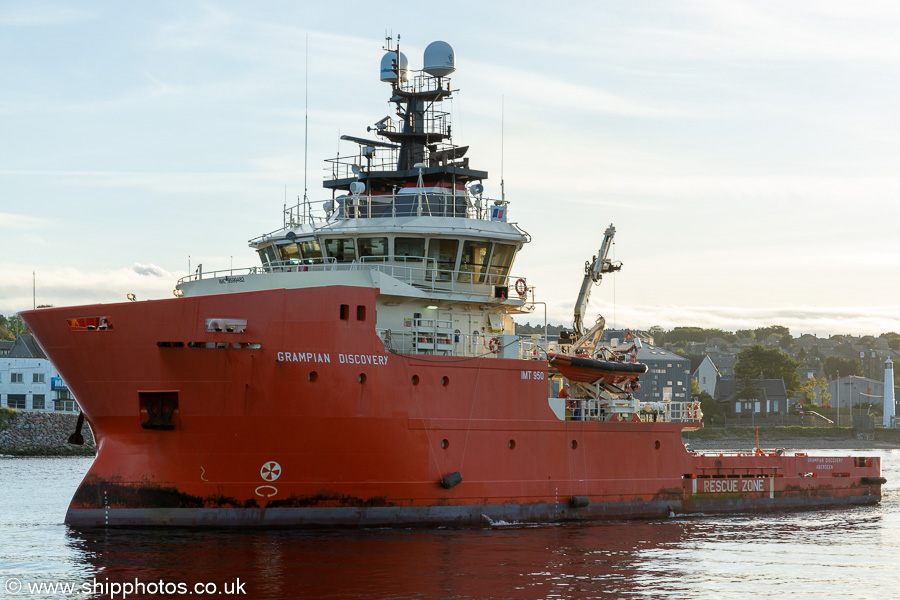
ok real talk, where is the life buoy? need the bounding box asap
[488,337,501,354]
[687,402,701,419]
[514,278,527,296]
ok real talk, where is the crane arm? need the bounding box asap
[573,224,622,338]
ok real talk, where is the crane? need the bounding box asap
[573,224,622,340]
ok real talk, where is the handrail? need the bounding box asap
[178,256,526,300]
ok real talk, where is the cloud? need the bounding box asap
[0,213,44,230]
[132,263,167,278]
[0,264,181,316]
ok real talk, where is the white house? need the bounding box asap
[693,355,720,397]
[0,334,77,412]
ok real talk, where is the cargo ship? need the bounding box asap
[21,37,885,527]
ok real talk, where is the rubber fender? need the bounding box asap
[569,495,590,508]
[440,471,463,489]
[861,476,887,485]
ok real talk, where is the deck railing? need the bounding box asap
[178,255,526,302]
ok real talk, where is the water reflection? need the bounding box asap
[64,521,695,600]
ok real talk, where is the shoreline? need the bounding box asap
[683,437,900,451]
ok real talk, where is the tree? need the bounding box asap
[698,391,719,424]
[754,325,791,340]
[734,345,801,395]
[880,332,900,350]
[823,356,863,379]
[6,315,28,338]
[799,375,830,406]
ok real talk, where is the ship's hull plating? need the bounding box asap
[21,287,883,528]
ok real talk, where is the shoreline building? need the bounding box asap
[0,334,77,412]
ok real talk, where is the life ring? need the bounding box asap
[514,278,527,296]
[488,337,501,354]
[687,402,700,419]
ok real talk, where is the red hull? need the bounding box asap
[21,287,884,527]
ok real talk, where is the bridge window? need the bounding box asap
[324,238,356,263]
[299,239,322,262]
[489,243,516,283]
[395,237,425,259]
[459,240,490,283]
[258,245,278,268]
[427,239,459,280]
[358,237,388,261]
[280,243,300,264]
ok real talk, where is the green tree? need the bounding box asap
[6,315,28,338]
[800,375,830,405]
[880,332,900,350]
[823,356,862,379]
[800,376,817,404]
[734,345,801,395]
[754,325,791,340]
[817,377,831,406]
[698,391,719,424]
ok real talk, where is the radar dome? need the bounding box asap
[380,51,409,82]
[424,41,455,77]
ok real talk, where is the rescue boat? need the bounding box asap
[547,352,648,385]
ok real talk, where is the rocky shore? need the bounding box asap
[0,410,95,456]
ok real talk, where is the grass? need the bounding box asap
[0,407,18,432]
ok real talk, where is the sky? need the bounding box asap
[2,1,900,337]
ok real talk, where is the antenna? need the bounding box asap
[501,95,505,203]
[302,34,311,223]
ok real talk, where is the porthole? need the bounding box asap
[571,440,578,450]
[308,371,318,382]
[654,440,661,450]
[411,375,420,385]
[508,440,516,450]
[441,439,450,449]
[441,376,449,387]
[358,373,367,384]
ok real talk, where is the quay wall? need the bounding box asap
[0,409,95,456]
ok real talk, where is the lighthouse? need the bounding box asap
[884,358,895,428]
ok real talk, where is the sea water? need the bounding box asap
[1,450,898,599]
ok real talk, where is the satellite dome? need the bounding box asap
[380,51,409,82]
[424,41,455,77]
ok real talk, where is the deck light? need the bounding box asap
[126,293,136,302]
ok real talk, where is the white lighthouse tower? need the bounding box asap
[884,357,895,428]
